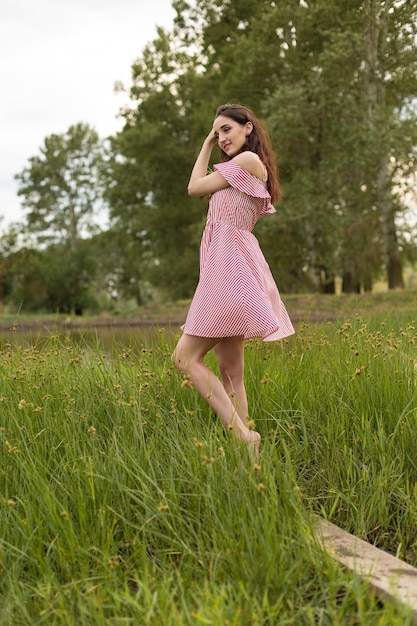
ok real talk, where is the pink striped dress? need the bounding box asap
[182,159,295,342]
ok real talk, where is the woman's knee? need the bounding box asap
[171,346,188,374]
[215,337,244,381]
[171,338,197,376]
[217,354,243,383]
[172,335,217,376]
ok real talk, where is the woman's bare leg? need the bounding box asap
[172,334,260,456]
[214,336,249,426]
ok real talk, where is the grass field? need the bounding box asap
[1,295,416,624]
[1,288,417,329]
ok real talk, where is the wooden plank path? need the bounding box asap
[315,517,417,623]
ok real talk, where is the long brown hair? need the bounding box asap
[214,103,281,203]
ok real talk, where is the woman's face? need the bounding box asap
[213,115,252,157]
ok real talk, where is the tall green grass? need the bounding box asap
[254,316,417,559]
[0,319,416,625]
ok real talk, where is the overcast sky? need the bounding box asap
[0,0,176,232]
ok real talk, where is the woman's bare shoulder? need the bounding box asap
[232,151,264,180]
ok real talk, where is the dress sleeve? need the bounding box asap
[213,160,276,215]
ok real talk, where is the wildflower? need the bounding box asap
[181,378,193,389]
[253,464,261,472]
[202,455,215,465]
[257,483,266,492]
[158,503,169,512]
[193,438,204,448]
[7,499,17,507]
[18,399,27,410]
[247,420,256,430]
[293,485,305,499]
[107,555,121,568]
[87,426,96,435]
[355,368,362,376]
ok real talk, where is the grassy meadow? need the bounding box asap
[1,297,417,625]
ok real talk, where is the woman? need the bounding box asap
[172,104,294,457]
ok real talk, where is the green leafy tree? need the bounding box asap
[106,26,210,300]
[15,123,107,250]
[41,242,99,314]
[107,0,417,299]
[0,225,21,308]
[14,123,107,313]
[6,248,49,312]
[178,0,417,292]
[360,0,417,288]
[87,228,151,307]
[5,243,99,314]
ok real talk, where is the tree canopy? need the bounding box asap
[15,123,107,249]
[107,0,417,297]
[13,123,107,313]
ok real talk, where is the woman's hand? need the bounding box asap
[187,128,227,197]
[204,129,218,148]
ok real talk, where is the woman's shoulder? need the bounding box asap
[232,151,264,180]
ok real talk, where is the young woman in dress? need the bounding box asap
[172,104,294,457]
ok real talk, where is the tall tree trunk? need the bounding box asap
[378,155,404,289]
[305,220,323,293]
[322,273,336,294]
[342,270,360,294]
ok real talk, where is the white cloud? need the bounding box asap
[0,0,176,230]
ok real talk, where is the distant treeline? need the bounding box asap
[1,0,416,315]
